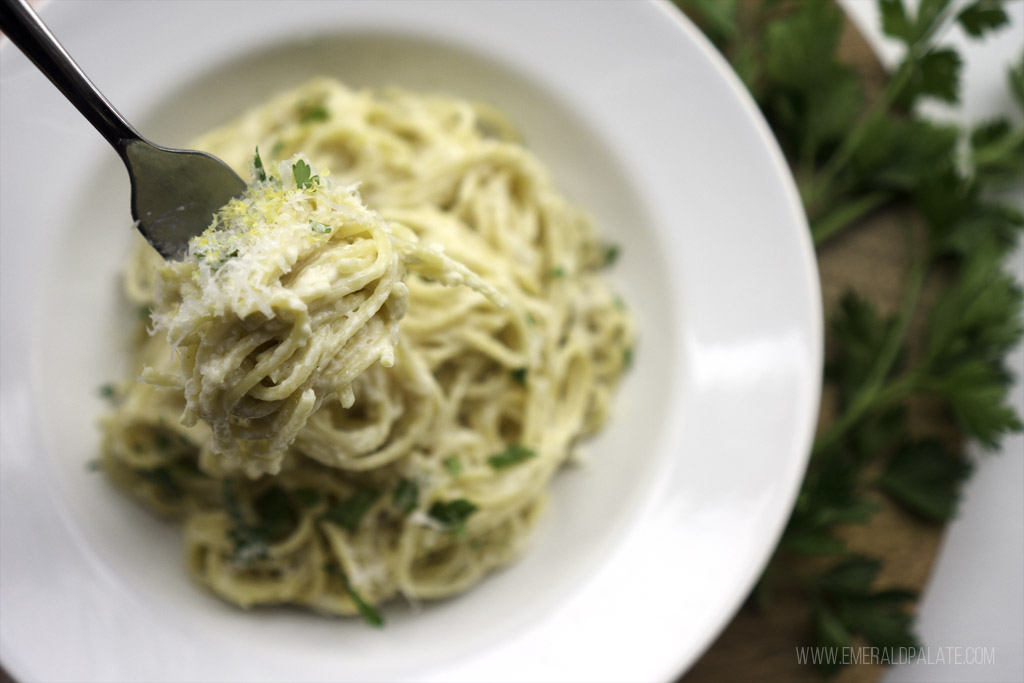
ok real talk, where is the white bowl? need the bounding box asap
[0,1,822,681]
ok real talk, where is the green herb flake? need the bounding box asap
[98,383,117,401]
[549,266,566,279]
[392,478,419,515]
[292,159,319,190]
[322,563,384,627]
[321,489,381,532]
[252,485,297,542]
[197,248,240,272]
[168,459,206,478]
[310,220,332,234]
[253,146,267,182]
[510,367,528,386]
[601,243,621,267]
[297,101,331,124]
[154,431,173,453]
[487,444,537,470]
[221,479,269,564]
[270,139,285,158]
[136,304,152,320]
[623,347,634,369]
[138,466,182,499]
[443,455,463,477]
[428,498,479,535]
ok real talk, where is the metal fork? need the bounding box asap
[0,0,246,259]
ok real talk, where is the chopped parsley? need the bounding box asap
[623,347,633,369]
[310,220,331,234]
[322,562,383,627]
[153,431,173,453]
[98,383,117,401]
[196,248,239,272]
[138,466,183,499]
[428,498,479,536]
[292,159,319,190]
[487,444,537,470]
[443,455,463,477]
[221,480,299,563]
[549,266,566,279]
[251,486,297,542]
[297,100,331,124]
[253,146,267,182]
[320,488,380,532]
[392,478,419,515]
[510,367,528,386]
[601,243,621,267]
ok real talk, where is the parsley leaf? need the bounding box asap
[321,489,380,532]
[601,243,621,267]
[510,367,528,386]
[322,563,384,627]
[895,47,962,108]
[428,499,479,535]
[810,555,920,673]
[956,1,1009,37]
[292,159,319,190]
[310,220,331,234]
[812,604,853,676]
[443,455,463,476]
[1010,51,1024,109]
[138,466,182,499]
[297,100,330,124]
[253,146,267,182]
[487,444,537,470]
[392,478,418,515]
[251,486,297,542]
[880,0,913,41]
[221,479,269,563]
[878,440,972,521]
[970,118,1024,187]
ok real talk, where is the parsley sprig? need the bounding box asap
[676,0,1022,673]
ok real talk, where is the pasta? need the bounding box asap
[99,78,634,620]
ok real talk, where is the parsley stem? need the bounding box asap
[804,6,958,218]
[811,191,894,246]
[971,127,1024,169]
[813,227,927,456]
[805,65,909,215]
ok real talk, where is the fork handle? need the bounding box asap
[0,0,139,151]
